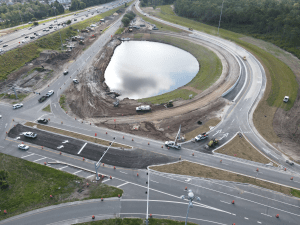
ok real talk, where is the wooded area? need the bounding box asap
[0,1,64,28]
[69,0,115,11]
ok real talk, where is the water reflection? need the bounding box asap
[104,41,199,99]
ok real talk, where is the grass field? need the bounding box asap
[59,94,67,112]
[24,122,131,149]
[148,5,298,143]
[184,118,220,141]
[115,27,125,34]
[151,161,299,197]
[42,104,51,112]
[137,33,222,104]
[78,218,196,225]
[0,153,122,221]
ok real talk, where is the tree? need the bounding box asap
[121,17,130,27]
[32,17,37,21]
[33,21,38,26]
[67,19,71,25]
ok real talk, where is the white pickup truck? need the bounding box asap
[136,105,151,112]
[165,141,181,149]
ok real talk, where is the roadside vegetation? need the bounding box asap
[59,94,67,112]
[184,118,220,141]
[0,153,123,221]
[152,161,300,197]
[115,28,124,34]
[24,122,131,149]
[138,33,222,104]
[141,4,298,144]
[121,11,136,27]
[78,218,196,225]
[42,104,51,112]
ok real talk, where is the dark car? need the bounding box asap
[3,44,8,47]
[37,118,48,124]
[38,96,47,103]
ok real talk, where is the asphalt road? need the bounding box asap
[1,1,300,224]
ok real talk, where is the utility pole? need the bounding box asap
[217,0,225,35]
[181,189,201,225]
[52,6,63,50]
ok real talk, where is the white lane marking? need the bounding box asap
[119,213,227,225]
[102,179,110,183]
[117,182,129,188]
[77,143,87,154]
[261,213,272,217]
[292,180,300,184]
[33,157,47,162]
[59,166,68,170]
[231,119,235,123]
[73,170,82,175]
[5,123,7,128]
[212,129,222,136]
[119,171,127,174]
[21,153,34,158]
[220,200,231,205]
[244,217,249,220]
[151,180,159,184]
[257,222,262,224]
[86,174,95,179]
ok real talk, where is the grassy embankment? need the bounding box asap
[78,218,196,225]
[115,27,125,34]
[24,121,131,149]
[149,5,298,144]
[59,94,67,112]
[0,5,128,81]
[42,104,51,112]
[0,153,123,221]
[152,161,300,198]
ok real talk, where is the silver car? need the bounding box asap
[13,103,23,109]
[18,144,29,150]
[23,132,37,138]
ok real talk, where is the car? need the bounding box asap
[0,115,2,118]
[0,40,2,43]
[152,27,159,30]
[25,36,29,38]
[3,44,8,47]
[28,21,32,24]
[165,141,181,149]
[49,26,53,29]
[21,40,26,43]
[28,27,32,30]
[0,48,3,52]
[38,96,47,103]
[21,33,25,36]
[63,70,68,75]
[23,132,37,138]
[195,132,208,141]
[43,23,45,25]
[30,36,35,39]
[13,103,23,109]
[46,29,49,31]
[43,29,46,31]
[74,18,77,21]
[286,160,294,166]
[73,79,79,84]
[37,118,48,124]
[18,144,29,150]
[46,90,54,97]
[283,96,289,103]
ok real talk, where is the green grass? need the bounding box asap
[59,94,67,112]
[137,33,222,104]
[0,153,123,221]
[78,218,196,225]
[0,93,29,102]
[115,27,124,35]
[153,5,298,111]
[42,104,51,112]
[291,189,300,198]
[139,89,196,104]
[134,33,143,39]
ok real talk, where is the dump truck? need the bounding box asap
[207,138,218,147]
[136,105,151,112]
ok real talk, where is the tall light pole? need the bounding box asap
[52,6,63,50]
[217,0,225,35]
[145,170,150,225]
[181,189,201,225]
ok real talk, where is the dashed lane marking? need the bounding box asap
[33,157,47,162]
[257,222,262,224]
[117,182,129,188]
[244,217,249,220]
[220,200,231,205]
[261,213,272,217]
[21,153,34,158]
[58,166,68,170]
[119,171,127,174]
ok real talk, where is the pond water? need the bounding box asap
[104,41,199,99]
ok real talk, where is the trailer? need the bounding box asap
[136,105,151,112]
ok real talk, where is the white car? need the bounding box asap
[0,115,2,118]
[21,33,25,36]
[283,96,289,103]
[23,132,37,138]
[165,141,181,149]
[73,79,79,84]
[21,40,26,43]
[46,90,54,97]
[13,103,23,109]
[18,144,29,150]
[195,132,208,141]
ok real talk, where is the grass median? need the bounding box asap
[0,153,123,221]
[42,104,51,112]
[151,161,299,197]
[24,121,131,149]
[147,5,298,144]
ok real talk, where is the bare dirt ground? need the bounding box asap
[0,14,122,104]
[242,37,300,162]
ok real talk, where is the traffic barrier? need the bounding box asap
[276,214,279,218]
[192,153,194,156]
[44,162,47,165]
[87,183,89,187]
[137,173,139,177]
[132,138,134,141]
[161,145,163,148]
[232,200,235,204]
[102,163,104,166]
[106,132,107,134]
[118,194,120,198]
[60,152,62,155]
[101,198,103,201]
[123,136,124,139]
[284,168,286,171]
[185,187,187,190]
[148,142,150,145]
[110,176,112,179]
[92,215,95,219]
[220,159,222,163]
[256,168,259,172]
[3,210,7,214]
[50,195,53,198]
[291,177,293,180]
[150,214,152,218]
[83,157,85,161]
[114,166,116,169]
[42,146,43,149]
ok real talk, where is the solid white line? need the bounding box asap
[21,153,34,158]
[119,171,127,174]
[220,200,231,205]
[102,179,111,183]
[33,157,47,162]
[244,217,249,220]
[86,174,95,179]
[77,143,87,154]
[257,222,262,224]
[151,180,159,184]
[73,170,82,175]
[261,213,272,217]
[58,166,68,170]
[117,182,129,188]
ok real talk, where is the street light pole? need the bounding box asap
[217,0,225,35]
[52,6,63,50]
[181,189,201,225]
[145,169,150,225]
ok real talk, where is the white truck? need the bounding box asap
[195,132,208,141]
[136,105,151,112]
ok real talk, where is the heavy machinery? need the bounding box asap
[206,138,218,148]
[165,125,181,150]
[189,27,193,31]
[166,100,173,107]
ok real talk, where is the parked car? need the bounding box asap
[23,132,37,138]
[0,40,3,43]
[28,27,32,30]
[13,103,23,109]
[43,23,45,25]
[28,21,32,24]
[21,33,25,36]
[30,36,35,39]
[3,44,8,47]
[21,40,26,43]
[25,36,29,38]
[18,144,29,150]
[286,160,294,166]
[38,96,47,103]
[37,118,48,124]
[73,79,79,84]
[46,90,54,97]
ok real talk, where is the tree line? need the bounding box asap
[0,0,64,28]
[69,0,115,11]
[173,0,300,58]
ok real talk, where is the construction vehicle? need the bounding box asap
[136,105,151,112]
[166,100,173,107]
[243,56,246,61]
[81,29,89,33]
[189,27,193,31]
[207,138,219,147]
[165,125,181,150]
[79,40,84,45]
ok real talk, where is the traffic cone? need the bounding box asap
[137,173,139,176]
[92,215,95,219]
[114,166,116,169]
[276,214,279,218]
[110,176,112,179]
[256,168,259,172]
[291,177,293,180]
[185,187,187,190]
[232,200,235,204]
